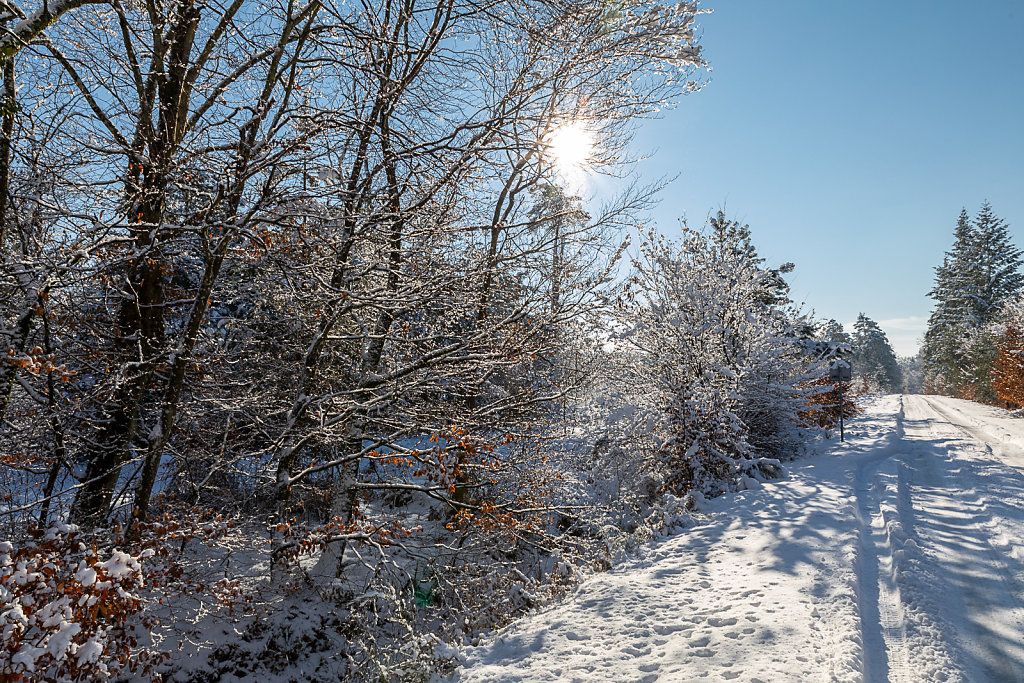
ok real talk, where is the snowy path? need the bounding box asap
[457,395,1024,682]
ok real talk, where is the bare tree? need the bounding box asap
[0,1,714,675]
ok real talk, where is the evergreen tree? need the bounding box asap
[923,209,977,387]
[852,313,902,392]
[973,202,1024,321]
[962,204,1024,400]
[820,319,850,345]
[526,183,590,316]
[707,210,794,307]
[923,203,1024,396]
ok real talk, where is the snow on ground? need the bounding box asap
[456,395,1024,682]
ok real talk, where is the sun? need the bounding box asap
[547,122,594,173]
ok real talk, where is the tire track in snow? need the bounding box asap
[856,397,969,682]
[918,395,1024,471]
[854,395,910,683]
[907,395,1024,681]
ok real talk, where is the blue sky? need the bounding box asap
[627,1,1024,356]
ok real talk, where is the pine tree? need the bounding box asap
[973,202,1024,321]
[923,203,1024,396]
[707,210,794,307]
[612,215,817,496]
[820,319,850,345]
[923,209,976,388]
[852,313,902,392]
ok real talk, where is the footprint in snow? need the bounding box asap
[707,616,738,627]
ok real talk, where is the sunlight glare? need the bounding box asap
[548,122,594,173]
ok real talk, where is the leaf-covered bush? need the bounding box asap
[0,523,162,682]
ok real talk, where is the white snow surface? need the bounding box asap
[457,395,1024,682]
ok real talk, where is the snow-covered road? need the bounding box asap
[457,395,1024,682]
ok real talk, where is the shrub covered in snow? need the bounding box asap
[603,216,824,501]
[0,523,162,681]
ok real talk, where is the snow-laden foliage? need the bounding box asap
[0,523,161,681]
[600,214,825,500]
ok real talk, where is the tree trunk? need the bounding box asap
[70,213,166,528]
[0,53,14,249]
[38,296,66,527]
[131,231,230,524]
